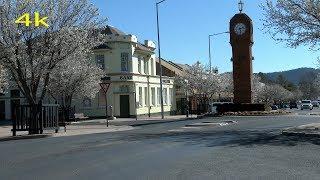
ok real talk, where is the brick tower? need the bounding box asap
[230,6,253,104]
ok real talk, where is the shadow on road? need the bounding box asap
[123,130,320,147]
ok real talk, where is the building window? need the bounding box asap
[169,88,174,105]
[83,98,92,108]
[144,58,148,75]
[121,53,129,72]
[144,87,148,106]
[138,58,142,74]
[150,59,154,75]
[163,88,168,105]
[157,87,161,106]
[139,87,143,107]
[151,88,156,106]
[96,55,105,70]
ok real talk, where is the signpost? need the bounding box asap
[99,77,111,127]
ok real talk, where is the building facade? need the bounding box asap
[155,58,190,115]
[73,26,176,118]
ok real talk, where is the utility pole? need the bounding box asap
[156,0,167,119]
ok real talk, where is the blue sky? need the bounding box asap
[92,0,319,73]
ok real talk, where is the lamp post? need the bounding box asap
[208,32,229,73]
[156,0,167,119]
[99,77,111,127]
[184,79,189,118]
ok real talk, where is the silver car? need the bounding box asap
[301,100,313,110]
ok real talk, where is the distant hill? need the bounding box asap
[264,68,320,85]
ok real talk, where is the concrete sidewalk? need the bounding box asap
[71,115,199,126]
[282,123,320,137]
[0,125,134,141]
[52,125,133,137]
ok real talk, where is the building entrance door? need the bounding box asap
[120,95,130,118]
[0,101,5,120]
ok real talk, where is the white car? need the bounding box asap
[301,100,313,110]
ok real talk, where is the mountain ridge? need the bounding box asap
[263,67,320,85]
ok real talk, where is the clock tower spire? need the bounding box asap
[238,0,244,13]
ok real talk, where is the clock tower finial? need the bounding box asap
[238,0,244,13]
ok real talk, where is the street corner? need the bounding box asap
[51,125,135,137]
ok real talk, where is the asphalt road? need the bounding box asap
[1,114,320,180]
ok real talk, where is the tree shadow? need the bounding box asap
[122,129,320,148]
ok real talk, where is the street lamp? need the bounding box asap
[99,77,111,127]
[184,79,189,118]
[208,32,229,73]
[156,0,167,119]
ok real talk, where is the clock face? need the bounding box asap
[234,23,246,35]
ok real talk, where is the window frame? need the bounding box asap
[138,87,143,107]
[151,87,156,106]
[121,52,129,72]
[144,87,148,106]
[157,87,161,106]
[95,54,105,70]
[163,88,168,105]
[144,58,148,75]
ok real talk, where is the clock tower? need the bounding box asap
[230,0,253,104]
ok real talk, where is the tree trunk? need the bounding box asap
[29,101,42,135]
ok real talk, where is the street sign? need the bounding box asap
[100,83,110,93]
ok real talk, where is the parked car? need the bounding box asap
[301,100,313,110]
[271,105,278,110]
[312,101,319,107]
[289,101,298,109]
[283,104,289,108]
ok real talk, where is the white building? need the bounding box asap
[73,26,176,118]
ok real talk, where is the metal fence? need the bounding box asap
[12,104,59,136]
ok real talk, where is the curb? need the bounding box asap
[72,117,201,127]
[0,134,51,142]
[222,111,291,117]
[130,117,198,127]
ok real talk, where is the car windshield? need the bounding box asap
[302,100,311,103]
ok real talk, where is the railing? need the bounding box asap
[12,104,59,136]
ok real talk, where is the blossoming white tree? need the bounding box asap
[47,53,104,121]
[263,1,320,101]
[263,0,320,49]
[0,67,8,93]
[0,0,106,133]
[176,61,221,101]
[217,72,233,101]
[254,83,293,105]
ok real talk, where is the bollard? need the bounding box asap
[110,105,114,120]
